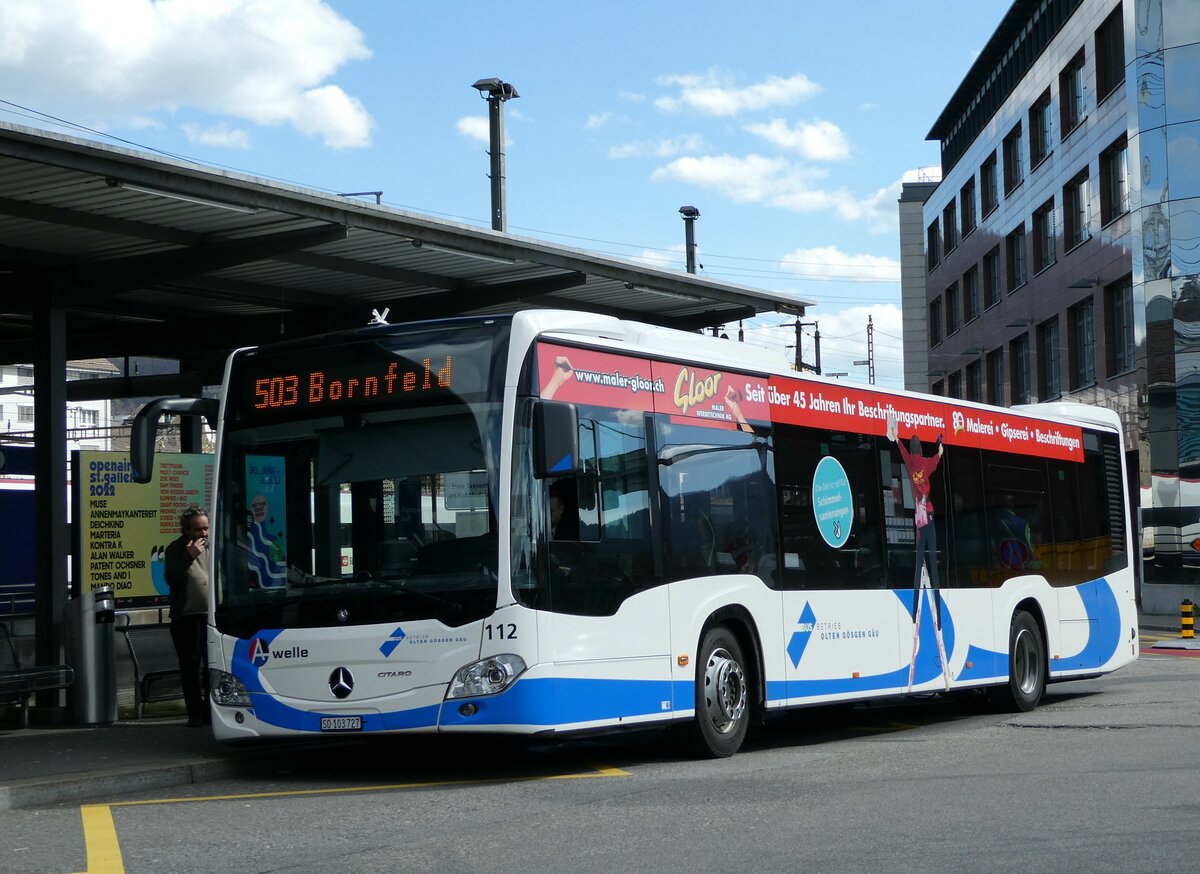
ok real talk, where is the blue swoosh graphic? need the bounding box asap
[1051,576,1121,673]
[767,589,956,700]
[231,632,440,733]
[440,677,691,728]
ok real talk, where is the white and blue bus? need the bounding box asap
[131,310,1137,755]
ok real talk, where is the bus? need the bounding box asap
[131,310,1137,756]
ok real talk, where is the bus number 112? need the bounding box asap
[485,623,517,640]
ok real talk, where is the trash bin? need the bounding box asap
[67,586,117,725]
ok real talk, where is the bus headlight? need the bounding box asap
[209,669,252,707]
[446,654,526,699]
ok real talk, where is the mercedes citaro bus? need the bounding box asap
[131,310,1137,756]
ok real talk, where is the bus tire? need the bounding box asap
[686,626,749,758]
[989,610,1045,712]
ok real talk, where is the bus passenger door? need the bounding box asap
[544,411,674,725]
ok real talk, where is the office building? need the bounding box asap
[909,0,1200,610]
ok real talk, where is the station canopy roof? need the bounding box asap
[0,123,810,382]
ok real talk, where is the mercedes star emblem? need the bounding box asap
[329,667,354,699]
[336,608,349,623]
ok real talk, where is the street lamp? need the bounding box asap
[471,78,520,231]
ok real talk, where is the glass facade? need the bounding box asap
[912,0,1200,607]
[1130,0,1200,588]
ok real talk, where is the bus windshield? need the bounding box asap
[214,323,507,638]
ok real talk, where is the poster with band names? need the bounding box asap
[77,450,213,602]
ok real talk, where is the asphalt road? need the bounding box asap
[7,640,1200,874]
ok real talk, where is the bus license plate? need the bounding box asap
[320,716,362,732]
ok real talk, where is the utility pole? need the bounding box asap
[472,78,520,231]
[867,315,876,384]
[794,319,821,374]
[854,315,877,384]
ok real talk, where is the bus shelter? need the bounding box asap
[0,122,810,714]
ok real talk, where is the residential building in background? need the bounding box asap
[907,0,1200,611]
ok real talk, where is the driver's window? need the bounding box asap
[544,407,654,615]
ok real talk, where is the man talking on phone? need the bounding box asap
[164,506,211,727]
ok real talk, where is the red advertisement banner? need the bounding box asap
[537,343,1084,462]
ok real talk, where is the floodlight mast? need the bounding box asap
[472,78,520,232]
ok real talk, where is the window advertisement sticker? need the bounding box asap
[245,455,287,588]
[812,456,853,548]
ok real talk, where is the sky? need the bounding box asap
[0,0,1014,389]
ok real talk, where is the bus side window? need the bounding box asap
[546,408,655,616]
[774,425,884,591]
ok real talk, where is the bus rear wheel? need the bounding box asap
[686,626,749,758]
[990,610,1045,712]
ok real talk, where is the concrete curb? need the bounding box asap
[0,756,248,811]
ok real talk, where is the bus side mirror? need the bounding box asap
[130,397,219,483]
[533,400,579,479]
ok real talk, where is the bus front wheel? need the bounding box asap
[686,626,749,758]
[990,610,1045,712]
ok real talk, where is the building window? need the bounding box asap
[1095,6,1125,101]
[1033,199,1056,273]
[1010,333,1032,404]
[17,405,34,423]
[1029,89,1053,168]
[948,370,963,399]
[1006,224,1027,291]
[945,282,960,335]
[1100,136,1129,225]
[966,359,983,403]
[980,153,998,217]
[16,366,33,384]
[963,265,980,323]
[927,221,940,271]
[987,348,1005,406]
[1064,171,1090,250]
[1038,317,1062,400]
[1060,50,1086,135]
[929,297,943,346]
[983,246,1001,309]
[76,408,100,427]
[1003,123,1024,195]
[942,201,958,256]
[1069,299,1096,389]
[1106,277,1135,376]
[931,379,945,396]
[960,177,977,237]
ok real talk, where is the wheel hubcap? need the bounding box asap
[1013,628,1041,696]
[703,647,746,734]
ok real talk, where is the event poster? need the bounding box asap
[77,450,213,602]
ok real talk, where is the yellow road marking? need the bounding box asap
[76,761,627,872]
[107,761,630,808]
[75,804,124,874]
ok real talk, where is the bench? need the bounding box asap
[0,621,74,728]
[0,582,35,618]
[118,619,183,719]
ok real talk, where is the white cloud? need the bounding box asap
[609,133,707,159]
[455,114,515,148]
[655,68,821,116]
[744,118,850,161]
[653,153,903,234]
[778,246,899,282]
[0,0,373,148]
[586,111,623,130]
[902,166,943,184]
[624,244,687,271]
[182,122,250,149]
